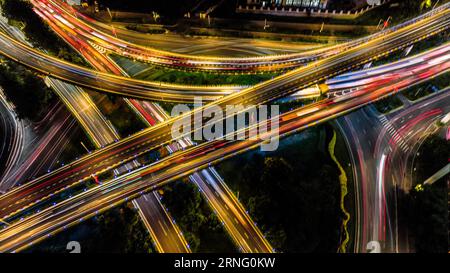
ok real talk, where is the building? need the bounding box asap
[244,0,328,9]
[237,0,388,18]
[66,0,81,5]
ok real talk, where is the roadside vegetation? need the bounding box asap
[216,125,344,252]
[27,203,156,253]
[412,134,449,183]
[0,58,55,121]
[373,95,403,114]
[160,179,238,253]
[135,67,277,86]
[403,181,447,253]
[125,25,166,34]
[0,0,89,67]
[86,90,147,137]
[328,130,350,253]
[331,123,355,252]
[398,134,449,253]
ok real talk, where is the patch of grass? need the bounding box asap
[125,25,166,34]
[328,130,350,253]
[134,66,278,86]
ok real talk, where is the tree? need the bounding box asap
[0,60,54,121]
[408,182,447,253]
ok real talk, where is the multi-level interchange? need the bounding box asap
[0,0,448,256]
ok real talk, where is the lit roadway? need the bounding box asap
[35,0,448,73]
[64,8,323,56]
[324,44,450,97]
[0,7,448,229]
[0,51,447,251]
[32,0,352,72]
[0,88,24,186]
[0,4,448,102]
[0,17,27,186]
[40,7,266,251]
[336,82,450,253]
[24,12,192,252]
[37,5,273,252]
[0,4,446,246]
[0,104,76,192]
[0,0,442,252]
[189,168,272,252]
[374,87,450,252]
[38,3,448,252]
[46,79,119,144]
[0,29,239,102]
[45,79,192,253]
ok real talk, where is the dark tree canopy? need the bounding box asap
[217,126,343,252]
[0,60,54,121]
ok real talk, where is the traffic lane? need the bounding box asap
[0,5,446,105]
[0,9,448,220]
[1,29,446,221]
[2,6,448,102]
[0,91,21,182]
[133,192,190,253]
[38,0,331,67]
[42,13,193,253]
[191,169,272,253]
[41,0,447,71]
[0,59,447,251]
[0,31,238,102]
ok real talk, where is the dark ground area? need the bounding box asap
[412,134,449,183]
[216,125,344,252]
[27,203,156,253]
[87,90,146,137]
[0,0,89,66]
[398,134,449,253]
[160,180,238,253]
[0,59,55,121]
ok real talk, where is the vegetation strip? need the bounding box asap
[328,130,350,253]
